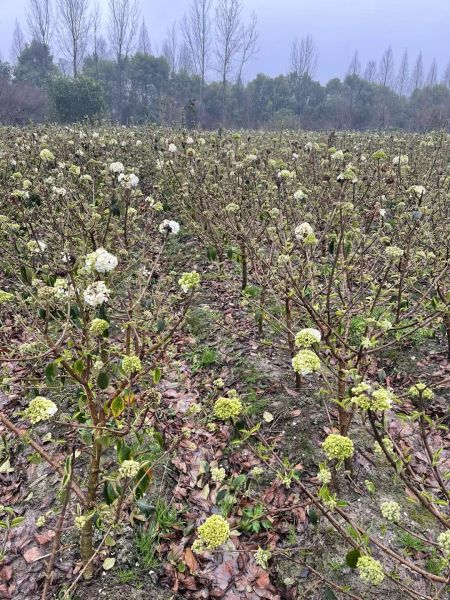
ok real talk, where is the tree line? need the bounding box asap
[1,0,449,130]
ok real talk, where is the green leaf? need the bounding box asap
[111,395,125,418]
[324,587,337,600]
[97,372,109,390]
[116,440,131,462]
[206,246,218,261]
[61,455,73,489]
[156,318,166,332]
[135,468,151,499]
[136,499,156,518]
[45,362,57,383]
[346,548,361,568]
[307,508,319,526]
[73,359,84,375]
[153,431,165,449]
[152,367,161,384]
[103,481,119,505]
[11,516,26,527]
[102,557,116,571]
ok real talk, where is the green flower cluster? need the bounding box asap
[380,500,401,523]
[317,463,332,485]
[292,349,321,376]
[350,382,372,409]
[213,392,243,420]
[211,466,226,483]
[385,246,404,260]
[408,382,434,402]
[24,396,58,424]
[90,318,109,336]
[0,290,14,304]
[351,384,394,413]
[437,530,450,556]
[322,434,354,461]
[371,388,394,412]
[118,459,141,479]
[254,547,271,569]
[294,328,321,349]
[373,436,394,458]
[371,150,387,161]
[357,555,385,586]
[196,515,230,550]
[178,271,201,293]
[121,354,142,375]
[40,148,55,162]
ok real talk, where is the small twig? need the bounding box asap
[41,451,74,600]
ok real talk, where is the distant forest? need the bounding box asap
[1,0,449,130]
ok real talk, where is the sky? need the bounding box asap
[0,0,449,83]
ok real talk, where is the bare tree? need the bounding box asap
[27,0,53,47]
[364,59,377,83]
[363,60,376,83]
[90,3,102,75]
[178,43,193,73]
[290,34,318,79]
[181,0,213,100]
[236,11,258,84]
[57,0,91,76]
[410,52,424,92]
[108,0,139,64]
[137,19,151,55]
[108,0,139,120]
[396,50,409,96]
[347,50,361,77]
[378,45,394,87]
[442,61,450,88]
[11,20,27,62]
[215,0,244,122]
[425,59,438,87]
[162,21,179,77]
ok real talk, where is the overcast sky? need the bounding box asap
[0,0,449,82]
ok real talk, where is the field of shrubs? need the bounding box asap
[0,125,449,599]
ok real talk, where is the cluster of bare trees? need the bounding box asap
[11,0,141,77]
[11,0,258,123]
[162,0,258,121]
[347,47,450,95]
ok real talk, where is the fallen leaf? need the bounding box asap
[23,545,44,563]
[102,557,116,570]
[184,548,198,573]
[263,411,274,423]
[35,530,55,545]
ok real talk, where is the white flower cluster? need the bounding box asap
[83,281,110,307]
[85,248,118,273]
[24,396,58,424]
[118,459,141,480]
[109,161,124,173]
[293,189,307,201]
[392,155,408,166]
[118,172,139,188]
[27,240,47,254]
[385,246,404,260]
[294,328,321,348]
[159,220,180,235]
